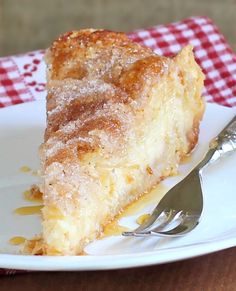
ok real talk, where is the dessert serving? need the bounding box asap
[39,29,205,255]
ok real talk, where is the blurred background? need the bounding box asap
[0,0,236,56]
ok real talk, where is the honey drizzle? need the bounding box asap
[122,183,167,216]
[101,183,167,237]
[20,166,31,173]
[9,236,26,245]
[12,183,167,250]
[136,213,151,225]
[101,222,130,238]
[14,205,43,215]
[19,165,39,176]
[181,155,192,164]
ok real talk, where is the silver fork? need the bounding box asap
[123,115,236,238]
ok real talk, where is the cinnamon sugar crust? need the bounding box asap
[43,31,169,167]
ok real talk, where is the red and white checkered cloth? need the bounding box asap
[0,16,236,109]
[0,16,236,275]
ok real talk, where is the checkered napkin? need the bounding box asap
[0,16,236,275]
[1,16,236,109]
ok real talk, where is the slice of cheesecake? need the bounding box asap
[39,29,205,255]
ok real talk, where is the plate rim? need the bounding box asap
[0,235,236,270]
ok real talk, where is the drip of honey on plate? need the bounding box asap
[20,166,31,173]
[181,155,192,165]
[9,185,44,250]
[12,182,167,251]
[20,166,39,176]
[101,183,167,237]
[136,213,151,225]
[9,236,26,245]
[122,183,167,216]
[14,205,43,215]
[101,221,131,238]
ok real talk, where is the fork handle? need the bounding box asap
[198,115,236,170]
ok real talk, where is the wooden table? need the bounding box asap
[1,247,236,291]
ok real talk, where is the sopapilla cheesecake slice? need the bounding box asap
[39,29,205,255]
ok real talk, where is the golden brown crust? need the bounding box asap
[46,29,153,81]
[43,30,173,167]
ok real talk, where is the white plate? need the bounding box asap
[0,101,235,271]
